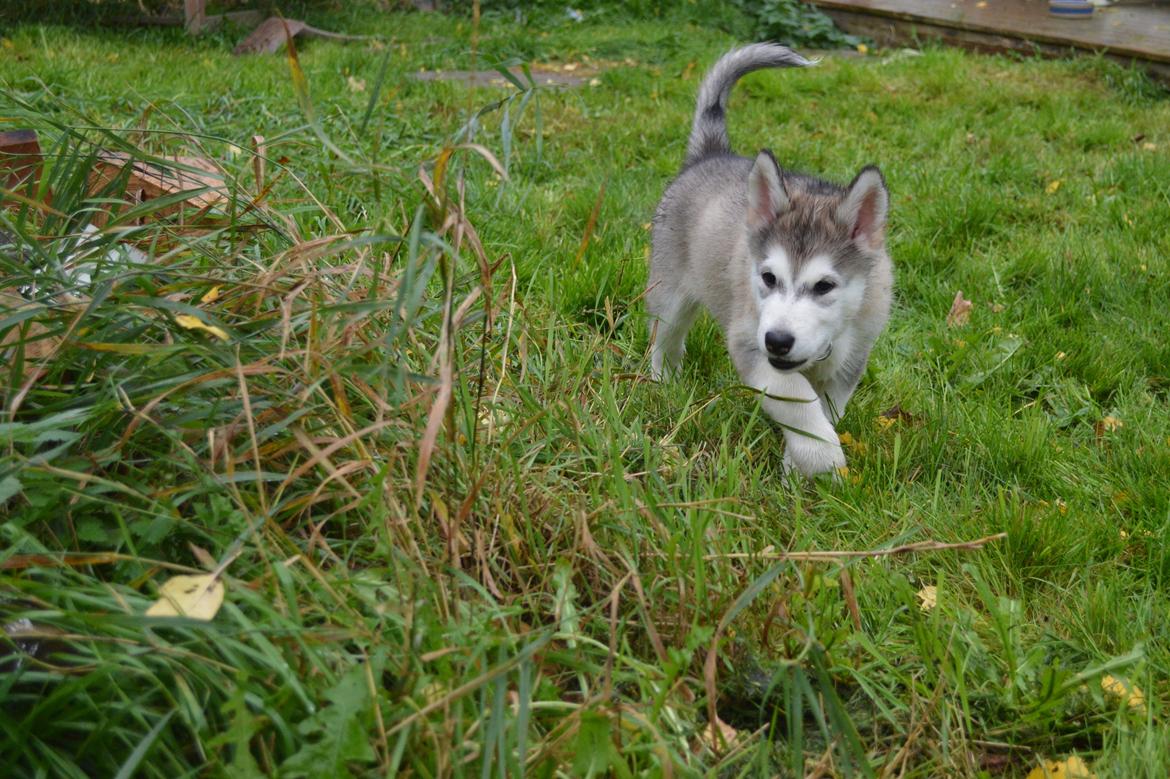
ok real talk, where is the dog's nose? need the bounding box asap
[764,330,795,356]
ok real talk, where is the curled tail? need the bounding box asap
[685,43,815,167]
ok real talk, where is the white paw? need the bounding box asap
[782,436,846,480]
[650,347,683,381]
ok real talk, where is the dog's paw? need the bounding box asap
[782,436,846,480]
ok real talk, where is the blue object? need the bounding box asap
[1048,0,1095,17]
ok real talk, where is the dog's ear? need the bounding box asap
[839,166,888,250]
[747,150,789,231]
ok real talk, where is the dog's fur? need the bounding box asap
[646,43,893,478]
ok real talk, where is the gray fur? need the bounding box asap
[647,44,894,479]
[686,43,815,167]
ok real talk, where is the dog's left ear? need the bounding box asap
[839,166,888,250]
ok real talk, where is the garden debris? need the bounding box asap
[0,288,57,381]
[174,314,229,342]
[232,17,373,56]
[696,713,738,753]
[1024,756,1096,779]
[878,403,918,426]
[1094,415,1123,439]
[916,584,938,611]
[946,290,973,327]
[144,574,226,621]
[90,152,226,224]
[1100,674,1145,713]
[0,129,46,205]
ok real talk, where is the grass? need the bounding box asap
[2,1,1170,776]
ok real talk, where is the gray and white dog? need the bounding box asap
[646,43,893,479]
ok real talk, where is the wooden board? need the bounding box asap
[0,130,44,204]
[810,0,1170,72]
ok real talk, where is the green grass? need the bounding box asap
[2,2,1170,776]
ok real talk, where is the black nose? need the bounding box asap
[765,330,795,356]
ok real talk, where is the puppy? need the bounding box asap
[646,43,893,478]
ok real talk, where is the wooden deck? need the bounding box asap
[809,0,1170,80]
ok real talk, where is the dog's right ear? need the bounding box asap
[747,150,789,231]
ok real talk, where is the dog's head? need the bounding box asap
[745,150,889,373]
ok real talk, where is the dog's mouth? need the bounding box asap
[768,357,806,371]
[768,344,831,372]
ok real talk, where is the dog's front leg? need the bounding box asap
[744,360,845,479]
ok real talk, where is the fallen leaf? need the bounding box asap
[145,574,225,620]
[699,714,737,752]
[1046,179,1062,195]
[917,585,937,611]
[174,314,229,341]
[1024,756,1096,779]
[347,75,366,92]
[1101,675,1145,712]
[1141,142,1156,151]
[1094,415,1123,438]
[838,431,868,455]
[946,290,973,327]
[188,543,217,570]
[200,285,223,304]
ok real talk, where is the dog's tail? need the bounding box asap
[685,43,815,167]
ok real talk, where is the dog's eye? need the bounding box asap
[813,279,837,296]
[761,271,777,288]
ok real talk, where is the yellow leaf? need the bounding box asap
[145,574,225,620]
[1024,756,1096,779]
[1100,415,1123,432]
[838,431,868,455]
[917,585,937,611]
[1046,180,1062,195]
[1101,675,1145,712]
[174,314,229,341]
[856,43,869,55]
[1141,142,1157,151]
[200,285,223,304]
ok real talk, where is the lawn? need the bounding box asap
[2,1,1169,776]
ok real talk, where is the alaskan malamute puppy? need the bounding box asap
[646,43,893,478]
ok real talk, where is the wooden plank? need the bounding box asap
[184,0,206,34]
[810,0,1170,63]
[0,130,45,205]
[88,153,226,226]
[232,17,308,55]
